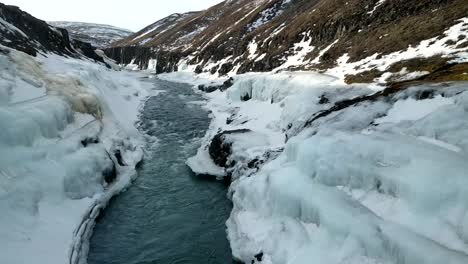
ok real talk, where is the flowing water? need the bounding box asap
[87,79,234,264]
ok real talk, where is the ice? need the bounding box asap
[228,128,468,263]
[375,95,454,124]
[165,68,468,264]
[227,82,468,263]
[157,54,468,264]
[0,45,151,264]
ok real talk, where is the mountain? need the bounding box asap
[0,3,107,64]
[106,0,468,83]
[49,21,133,49]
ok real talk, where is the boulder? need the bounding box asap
[208,129,251,168]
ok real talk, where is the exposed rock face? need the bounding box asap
[197,77,235,93]
[0,3,106,63]
[105,0,468,81]
[71,39,108,66]
[0,3,75,56]
[48,21,133,49]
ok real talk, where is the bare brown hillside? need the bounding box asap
[106,0,468,82]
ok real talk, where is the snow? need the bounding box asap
[274,33,315,71]
[368,0,387,15]
[247,40,258,60]
[48,21,133,49]
[328,17,468,82]
[0,17,28,38]
[186,147,226,177]
[247,0,291,32]
[0,45,152,264]
[161,67,468,264]
[310,38,339,64]
[225,81,468,264]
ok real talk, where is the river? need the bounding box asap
[87,78,234,264]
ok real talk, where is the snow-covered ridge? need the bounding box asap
[49,21,133,49]
[160,68,468,264]
[0,45,151,264]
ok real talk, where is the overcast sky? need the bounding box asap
[2,0,223,31]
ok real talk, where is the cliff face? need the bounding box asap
[106,0,468,81]
[0,3,106,64]
[0,3,76,57]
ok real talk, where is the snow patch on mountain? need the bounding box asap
[247,0,292,32]
[328,17,468,82]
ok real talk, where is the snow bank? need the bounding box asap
[0,45,151,264]
[163,69,468,264]
[226,80,468,264]
[161,71,372,178]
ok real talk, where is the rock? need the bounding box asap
[319,94,330,104]
[208,129,251,168]
[210,66,218,75]
[101,0,468,82]
[0,3,113,63]
[254,252,264,262]
[417,89,435,100]
[195,65,203,74]
[102,162,117,184]
[72,39,108,66]
[198,77,235,93]
[114,149,126,166]
[198,84,220,93]
[241,93,251,101]
[80,136,99,147]
[218,62,233,76]
[221,77,234,91]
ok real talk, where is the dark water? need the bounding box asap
[87,79,234,264]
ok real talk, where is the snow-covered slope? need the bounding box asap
[112,12,199,49]
[49,21,133,49]
[107,0,468,84]
[0,4,152,264]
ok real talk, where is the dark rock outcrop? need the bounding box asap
[208,129,251,168]
[0,3,75,56]
[71,39,107,65]
[198,84,219,93]
[102,162,117,184]
[197,77,235,93]
[0,3,108,63]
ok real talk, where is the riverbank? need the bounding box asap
[0,46,152,264]
[159,70,468,264]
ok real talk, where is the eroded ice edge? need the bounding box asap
[0,45,154,264]
[159,64,468,264]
